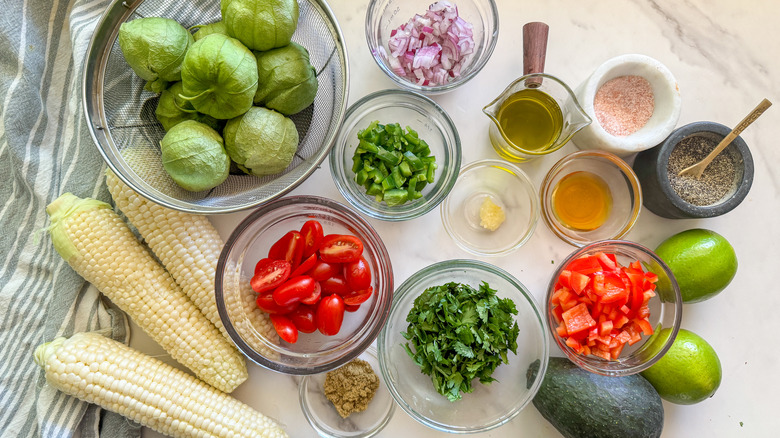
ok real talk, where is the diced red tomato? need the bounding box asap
[570,271,590,295]
[561,303,597,336]
[557,270,572,289]
[599,320,613,337]
[595,251,617,271]
[552,252,658,361]
[567,255,603,275]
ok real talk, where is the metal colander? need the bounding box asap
[83,0,348,214]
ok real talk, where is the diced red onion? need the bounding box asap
[385,1,474,87]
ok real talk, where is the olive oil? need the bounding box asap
[551,171,612,231]
[497,88,563,151]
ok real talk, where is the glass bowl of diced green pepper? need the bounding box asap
[329,89,462,221]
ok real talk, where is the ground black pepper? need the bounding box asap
[667,136,737,206]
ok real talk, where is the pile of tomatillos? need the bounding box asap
[117,0,317,192]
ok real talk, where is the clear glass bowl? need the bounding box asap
[215,196,394,375]
[378,260,548,433]
[365,0,499,94]
[299,346,396,438]
[546,240,683,376]
[329,89,461,221]
[441,159,539,256]
[540,150,642,247]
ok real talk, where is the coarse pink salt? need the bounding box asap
[594,75,654,136]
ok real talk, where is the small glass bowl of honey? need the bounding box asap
[540,150,642,247]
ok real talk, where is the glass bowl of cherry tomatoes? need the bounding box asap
[215,195,394,375]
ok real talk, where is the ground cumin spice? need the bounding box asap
[324,358,379,418]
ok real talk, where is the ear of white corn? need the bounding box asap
[46,193,247,393]
[34,332,287,438]
[105,170,229,341]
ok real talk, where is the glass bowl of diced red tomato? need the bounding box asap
[547,240,683,376]
[215,195,394,375]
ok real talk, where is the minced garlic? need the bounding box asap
[479,197,505,231]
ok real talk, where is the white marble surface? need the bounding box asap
[135,0,780,436]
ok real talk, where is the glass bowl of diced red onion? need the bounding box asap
[366,0,499,94]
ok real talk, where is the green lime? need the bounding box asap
[641,329,722,405]
[654,228,737,303]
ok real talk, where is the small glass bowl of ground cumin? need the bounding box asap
[299,347,395,438]
[633,121,754,219]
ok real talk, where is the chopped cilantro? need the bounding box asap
[401,281,520,402]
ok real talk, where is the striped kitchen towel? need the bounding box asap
[0,0,140,436]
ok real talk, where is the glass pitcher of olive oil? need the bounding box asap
[483,73,592,162]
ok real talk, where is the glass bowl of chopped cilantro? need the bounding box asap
[377,259,549,433]
[329,89,461,221]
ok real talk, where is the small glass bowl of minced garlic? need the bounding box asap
[299,347,395,438]
[441,159,539,256]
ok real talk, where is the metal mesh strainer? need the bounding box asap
[83,0,348,214]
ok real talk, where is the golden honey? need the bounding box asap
[551,171,612,231]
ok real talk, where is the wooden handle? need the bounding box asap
[680,98,771,178]
[523,22,549,87]
[732,98,772,135]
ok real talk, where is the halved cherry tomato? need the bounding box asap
[300,281,322,305]
[344,257,371,290]
[290,253,317,278]
[300,220,324,259]
[321,275,350,295]
[317,294,345,336]
[251,259,292,294]
[308,259,341,282]
[343,287,373,306]
[344,304,360,313]
[270,314,299,343]
[256,292,298,314]
[268,231,304,269]
[318,234,363,264]
[273,276,316,306]
[289,305,317,333]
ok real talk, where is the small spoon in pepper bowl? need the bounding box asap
[677,98,771,179]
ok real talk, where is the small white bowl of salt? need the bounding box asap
[572,54,681,157]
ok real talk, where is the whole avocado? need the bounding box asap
[527,357,664,438]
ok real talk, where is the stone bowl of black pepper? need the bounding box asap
[632,121,754,219]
